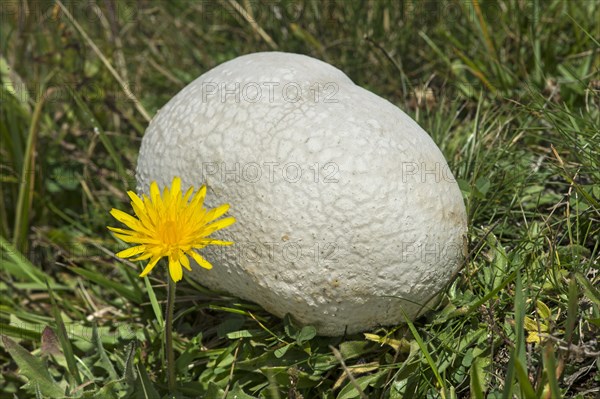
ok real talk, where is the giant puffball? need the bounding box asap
[136,52,467,336]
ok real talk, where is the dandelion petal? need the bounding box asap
[189,250,213,270]
[116,245,146,258]
[108,177,233,283]
[169,257,183,282]
[139,256,161,277]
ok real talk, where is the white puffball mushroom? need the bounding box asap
[136,52,467,336]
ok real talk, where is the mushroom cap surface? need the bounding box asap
[136,52,467,336]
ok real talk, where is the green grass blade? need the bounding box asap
[144,277,164,328]
[514,357,537,399]
[543,344,562,399]
[566,13,600,47]
[465,270,517,317]
[0,235,53,285]
[135,362,161,399]
[514,272,527,371]
[12,84,46,251]
[469,357,485,399]
[0,323,42,341]
[403,312,447,399]
[574,272,600,307]
[68,89,129,184]
[565,277,579,345]
[69,265,142,304]
[47,283,82,386]
[502,271,527,399]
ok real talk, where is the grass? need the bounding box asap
[1,0,599,397]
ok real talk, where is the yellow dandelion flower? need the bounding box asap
[108,176,235,283]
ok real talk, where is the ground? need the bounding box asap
[0,1,598,398]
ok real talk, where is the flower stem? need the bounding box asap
[165,277,176,392]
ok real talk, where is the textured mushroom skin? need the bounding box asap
[136,52,468,336]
